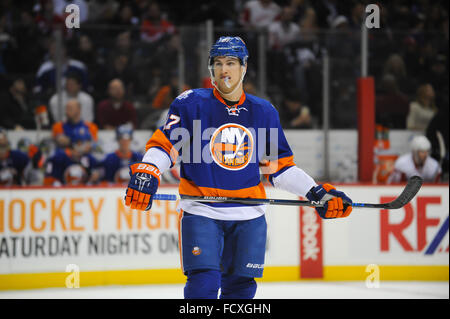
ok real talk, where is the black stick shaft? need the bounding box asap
[153,176,423,210]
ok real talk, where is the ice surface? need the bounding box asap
[0,281,447,299]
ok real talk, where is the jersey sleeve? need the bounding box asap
[52,122,64,137]
[260,106,317,196]
[43,153,65,185]
[144,91,193,169]
[259,106,296,183]
[87,122,98,141]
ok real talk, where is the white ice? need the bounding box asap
[0,281,448,299]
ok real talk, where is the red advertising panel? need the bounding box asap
[300,205,323,278]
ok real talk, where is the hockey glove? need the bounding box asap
[306,183,352,219]
[125,162,161,211]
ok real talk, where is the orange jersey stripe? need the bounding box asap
[52,122,64,137]
[260,155,295,179]
[145,129,179,164]
[86,122,98,141]
[179,178,266,199]
[213,88,246,107]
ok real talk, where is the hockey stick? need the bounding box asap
[152,176,423,209]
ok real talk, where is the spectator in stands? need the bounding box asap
[49,73,95,123]
[86,0,119,24]
[325,15,360,87]
[288,0,308,23]
[101,124,142,184]
[0,77,36,130]
[140,1,175,44]
[113,31,134,58]
[145,66,164,102]
[33,0,65,37]
[406,83,438,132]
[298,6,319,41]
[146,33,181,84]
[72,35,100,78]
[309,0,341,29]
[99,53,137,97]
[34,40,89,97]
[326,15,356,59]
[0,128,29,186]
[96,79,137,129]
[278,8,321,114]
[348,2,365,30]
[152,72,189,110]
[267,6,300,51]
[279,90,312,129]
[112,4,140,31]
[375,74,409,129]
[382,53,416,97]
[44,129,100,186]
[52,99,98,150]
[139,72,189,130]
[240,0,281,30]
[388,135,441,183]
[331,81,357,129]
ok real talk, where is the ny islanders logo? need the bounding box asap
[210,123,254,170]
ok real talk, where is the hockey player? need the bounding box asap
[388,135,441,183]
[125,36,353,299]
[52,99,98,150]
[0,128,29,186]
[44,130,100,186]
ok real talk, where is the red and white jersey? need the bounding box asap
[389,153,441,183]
[240,0,281,29]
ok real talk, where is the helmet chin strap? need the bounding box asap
[209,66,246,98]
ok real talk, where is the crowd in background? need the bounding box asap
[0,0,448,186]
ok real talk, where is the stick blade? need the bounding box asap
[386,175,423,209]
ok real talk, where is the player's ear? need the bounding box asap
[242,64,247,77]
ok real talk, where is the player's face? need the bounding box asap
[413,150,428,166]
[118,137,131,152]
[212,56,245,94]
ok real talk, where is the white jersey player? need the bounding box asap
[389,135,441,183]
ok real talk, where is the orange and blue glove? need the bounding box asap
[306,183,352,219]
[125,162,161,211]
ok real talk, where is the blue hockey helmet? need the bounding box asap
[208,36,249,66]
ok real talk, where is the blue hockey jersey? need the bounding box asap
[0,150,29,185]
[44,149,99,185]
[144,88,300,220]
